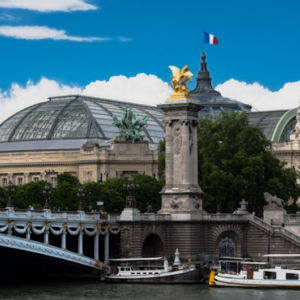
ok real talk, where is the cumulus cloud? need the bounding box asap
[2,75,298,125]
[0,0,97,12]
[0,26,110,41]
[0,75,172,123]
[216,79,300,111]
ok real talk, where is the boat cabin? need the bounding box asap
[219,257,268,279]
[109,257,168,277]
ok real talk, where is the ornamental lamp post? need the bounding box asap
[77,186,85,211]
[43,184,51,210]
[5,180,15,208]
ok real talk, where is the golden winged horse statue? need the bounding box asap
[169,65,193,95]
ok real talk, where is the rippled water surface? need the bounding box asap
[0,280,299,300]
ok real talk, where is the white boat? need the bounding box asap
[105,249,204,283]
[209,255,300,288]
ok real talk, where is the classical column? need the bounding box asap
[164,120,173,187]
[26,225,31,240]
[181,119,190,186]
[192,121,198,185]
[94,233,99,261]
[44,230,49,245]
[104,231,109,264]
[78,232,83,255]
[61,232,66,250]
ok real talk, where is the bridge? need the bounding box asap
[0,207,120,278]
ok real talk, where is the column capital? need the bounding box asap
[163,119,173,127]
[181,119,190,126]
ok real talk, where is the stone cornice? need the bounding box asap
[0,159,158,168]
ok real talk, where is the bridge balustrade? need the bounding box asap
[0,208,120,270]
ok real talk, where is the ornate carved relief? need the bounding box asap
[83,171,93,183]
[173,137,182,155]
[170,196,181,209]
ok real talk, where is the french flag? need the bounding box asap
[204,32,218,45]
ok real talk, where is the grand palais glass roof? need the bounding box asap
[0,52,297,152]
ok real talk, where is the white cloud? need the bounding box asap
[0,0,97,12]
[0,25,109,41]
[2,75,298,125]
[83,74,172,104]
[0,75,172,123]
[215,79,300,111]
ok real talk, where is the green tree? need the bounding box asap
[13,181,48,209]
[103,174,164,212]
[198,112,300,213]
[56,173,79,186]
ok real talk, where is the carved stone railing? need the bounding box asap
[284,214,300,225]
[140,214,171,221]
[205,213,248,221]
[0,208,119,226]
[248,214,300,247]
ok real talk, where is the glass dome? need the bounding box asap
[0,95,165,144]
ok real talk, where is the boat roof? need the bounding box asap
[220,257,253,261]
[109,257,164,262]
[263,254,300,258]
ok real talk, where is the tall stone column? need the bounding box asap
[104,232,109,264]
[94,233,99,261]
[61,232,66,250]
[158,97,204,219]
[78,232,83,255]
[164,120,173,188]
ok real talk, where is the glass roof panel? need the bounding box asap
[11,101,68,141]
[51,100,90,139]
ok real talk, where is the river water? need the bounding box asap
[0,280,299,300]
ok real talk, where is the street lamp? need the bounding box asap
[5,180,15,208]
[43,184,51,209]
[77,185,85,211]
[89,188,92,212]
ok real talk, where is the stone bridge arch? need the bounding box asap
[211,224,244,258]
[141,225,166,257]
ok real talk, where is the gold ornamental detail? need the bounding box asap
[168,65,193,100]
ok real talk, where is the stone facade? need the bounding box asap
[0,139,159,187]
[119,217,300,261]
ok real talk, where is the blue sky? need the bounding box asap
[0,0,300,122]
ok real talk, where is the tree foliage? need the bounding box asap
[198,112,300,213]
[0,174,163,213]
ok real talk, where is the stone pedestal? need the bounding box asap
[264,206,286,225]
[120,208,140,221]
[157,97,205,219]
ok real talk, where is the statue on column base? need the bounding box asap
[120,195,140,221]
[263,192,286,225]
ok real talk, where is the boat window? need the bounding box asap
[149,272,152,274]
[264,271,276,279]
[286,273,299,280]
[155,272,159,274]
[137,272,140,274]
[131,273,135,274]
[254,265,258,271]
[120,268,124,271]
[143,272,147,274]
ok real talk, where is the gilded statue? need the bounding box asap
[168,65,193,98]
